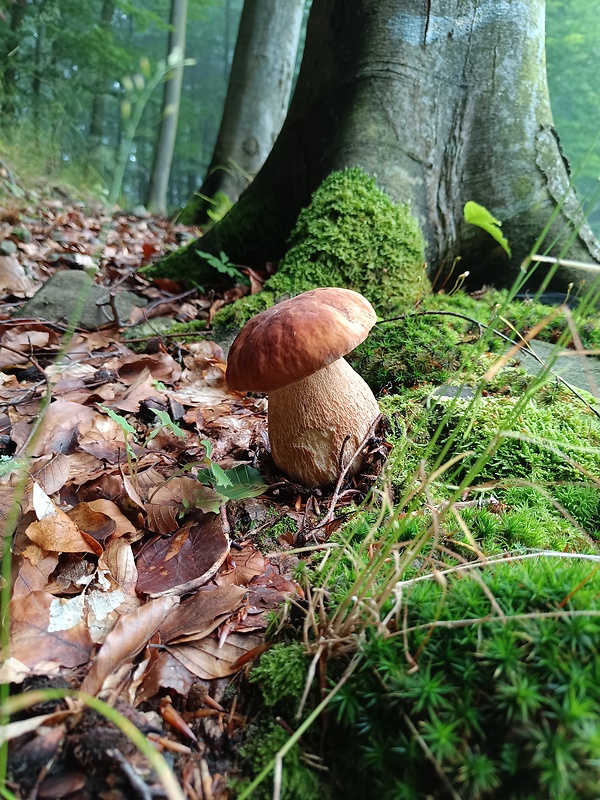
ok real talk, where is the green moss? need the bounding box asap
[327,556,600,799]
[212,291,277,333]
[213,167,430,330]
[250,643,308,707]
[237,722,325,800]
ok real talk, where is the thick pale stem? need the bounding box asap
[267,358,380,486]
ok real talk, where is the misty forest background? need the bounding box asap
[0,0,598,234]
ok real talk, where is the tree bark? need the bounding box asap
[154,0,599,292]
[146,0,188,215]
[88,0,116,163]
[182,0,304,224]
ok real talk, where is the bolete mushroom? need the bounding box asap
[225,287,380,486]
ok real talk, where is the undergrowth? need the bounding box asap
[238,274,600,798]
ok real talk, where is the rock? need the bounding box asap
[0,239,17,255]
[518,339,600,394]
[14,270,146,330]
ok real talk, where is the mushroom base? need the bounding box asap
[267,358,380,486]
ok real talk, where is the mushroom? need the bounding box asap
[225,287,380,486]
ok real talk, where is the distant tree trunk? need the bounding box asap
[181,0,304,224]
[146,0,188,215]
[155,0,599,292]
[1,0,28,118]
[88,0,116,164]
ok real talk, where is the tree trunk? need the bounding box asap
[146,0,188,215]
[182,0,304,224]
[88,0,116,164]
[154,0,599,292]
[1,0,28,118]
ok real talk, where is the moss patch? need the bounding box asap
[213,167,430,331]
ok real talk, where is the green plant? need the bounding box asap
[195,249,249,284]
[326,556,600,799]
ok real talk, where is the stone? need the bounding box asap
[14,270,146,330]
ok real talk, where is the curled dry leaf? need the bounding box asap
[19,400,97,458]
[158,584,248,645]
[0,255,37,296]
[30,453,71,495]
[143,474,223,533]
[167,631,265,681]
[80,594,179,697]
[25,511,102,556]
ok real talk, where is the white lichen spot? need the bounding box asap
[48,594,85,632]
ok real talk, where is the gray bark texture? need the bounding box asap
[146,0,188,215]
[167,0,599,292]
[187,0,305,220]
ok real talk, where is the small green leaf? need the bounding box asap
[197,464,267,500]
[102,406,136,436]
[464,201,512,257]
[151,408,186,438]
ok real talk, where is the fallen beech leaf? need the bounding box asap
[168,631,264,680]
[0,329,49,369]
[117,352,181,385]
[30,453,70,495]
[25,512,102,555]
[111,368,167,413]
[135,651,194,704]
[78,414,131,463]
[143,475,223,533]
[136,517,229,597]
[20,401,97,458]
[66,502,116,542]
[101,538,138,595]
[80,499,137,539]
[218,546,266,587]
[80,594,179,696]
[10,590,93,669]
[159,584,247,644]
[12,552,59,597]
[0,255,37,296]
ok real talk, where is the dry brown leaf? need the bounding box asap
[78,414,130,463]
[117,352,181,385]
[30,453,71,495]
[136,517,229,597]
[10,590,93,669]
[143,475,223,533]
[167,631,264,680]
[25,511,102,555]
[80,594,179,697]
[17,401,97,458]
[110,367,166,413]
[66,502,117,543]
[218,546,267,587]
[158,584,247,644]
[0,329,49,369]
[134,651,195,704]
[100,538,138,595]
[12,551,59,597]
[0,255,37,297]
[83,499,137,539]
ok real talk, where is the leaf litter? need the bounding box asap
[0,192,384,798]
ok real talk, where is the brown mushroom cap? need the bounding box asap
[225,288,377,393]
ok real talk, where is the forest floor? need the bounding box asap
[4,183,600,800]
[0,186,359,799]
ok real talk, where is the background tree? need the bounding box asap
[181,0,305,224]
[164,0,600,292]
[146,0,189,214]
